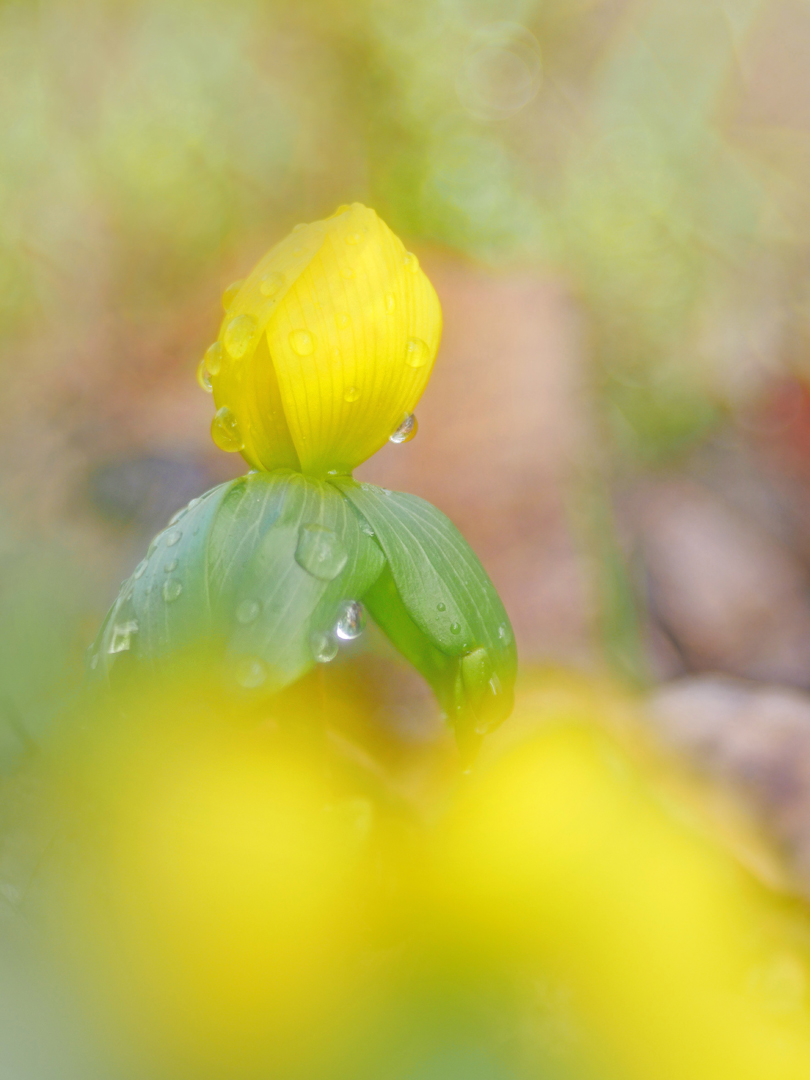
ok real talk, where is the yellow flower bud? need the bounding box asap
[206,204,442,476]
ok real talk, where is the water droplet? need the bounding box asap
[311,630,339,663]
[108,620,139,654]
[133,559,148,580]
[168,506,187,526]
[223,314,257,359]
[403,252,419,274]
[260,272,283,298]
[204,342,223,376]
[498,622,513,646]
[236,598,260,624]
[221,279,244,311]
[335,312,351,330]
[166,530,181,547]
[385,293,396,313]
[162,579,183,603]
[164,558,178,573]
[405,337,429,368]
[295,524,348,581]
[345,231,362,245]
[188,497,200,509]
[340,266,354,279]
[289,328,315,356]
[211,406,244,452]
[89,653,99,670]
[360,520,375,537]
[437,602,446,612]
[335,600,365,641]
[450,622,462,635]
[292,245,306,256]
[390,414,418,444]
[196,358,213,393]
[234,656,267,689]
[344,386,360,403]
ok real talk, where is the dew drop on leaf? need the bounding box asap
[108,620,139,654]
[236,598,260,624]
[295,524,348,581]
[234,656,267,689]
[335,600,365,641]
[166,530,182,547]
[311,630,339,663]
[133,559,147,580]
[162,579,183,603]
[163,559,178,573]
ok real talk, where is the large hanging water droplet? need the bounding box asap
[390,414,417,444]
[196,358,213,393]
[311,630,339,663]
[133,559,148,580]
[295,524,348,581]
[335,600,365,641]
[335,312,351,330]
[403,252,419,274]
[211,407,244,452]
[260,272,283,298]
[344,386,360,403]
[289,328,315,356]
[108,619,139,654]
[223,314,256,359]
[162,579,183,603]
[205,342,223,375]
[221,280,244,311]
[405,338,429,368]
[236,598,260,624]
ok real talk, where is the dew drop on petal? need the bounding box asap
[344,386,360,403]
[450,622,462,635]
[289,328,315,356]
[234,656,267,689]
[403,252,419,274]
[223,314,257,359]
[164,558,178,573]
[108,620,139,654]
[295,524,348,581]
[311,630,339,664]
[360,520,375,537]
[405,337,429,368]
[437,602,446,612]
[196,359,213,393]
[204,342,223,375]
[335,312,351,330]
[166,530,182,547]
[221,280,244,311]
[133,559,148,580]
[390,414,418,444]
[260,272,284,298]
[335,600,365,641]
[385,293,396,313]
[162,579,183,603]
[168,506,187,526]
[236,598,260,624]
[211,407,244,452]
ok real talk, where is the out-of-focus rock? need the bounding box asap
[649,675,810,893]
[626,478,810,686]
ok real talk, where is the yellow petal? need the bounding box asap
[208,204,441,476]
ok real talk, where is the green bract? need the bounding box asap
[89,471,516,749]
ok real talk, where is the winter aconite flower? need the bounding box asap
[200,204,442,477]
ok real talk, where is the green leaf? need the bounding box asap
[337,481,517,746]
[90,470,385,695]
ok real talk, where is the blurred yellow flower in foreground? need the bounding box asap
[202,203,442,476]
